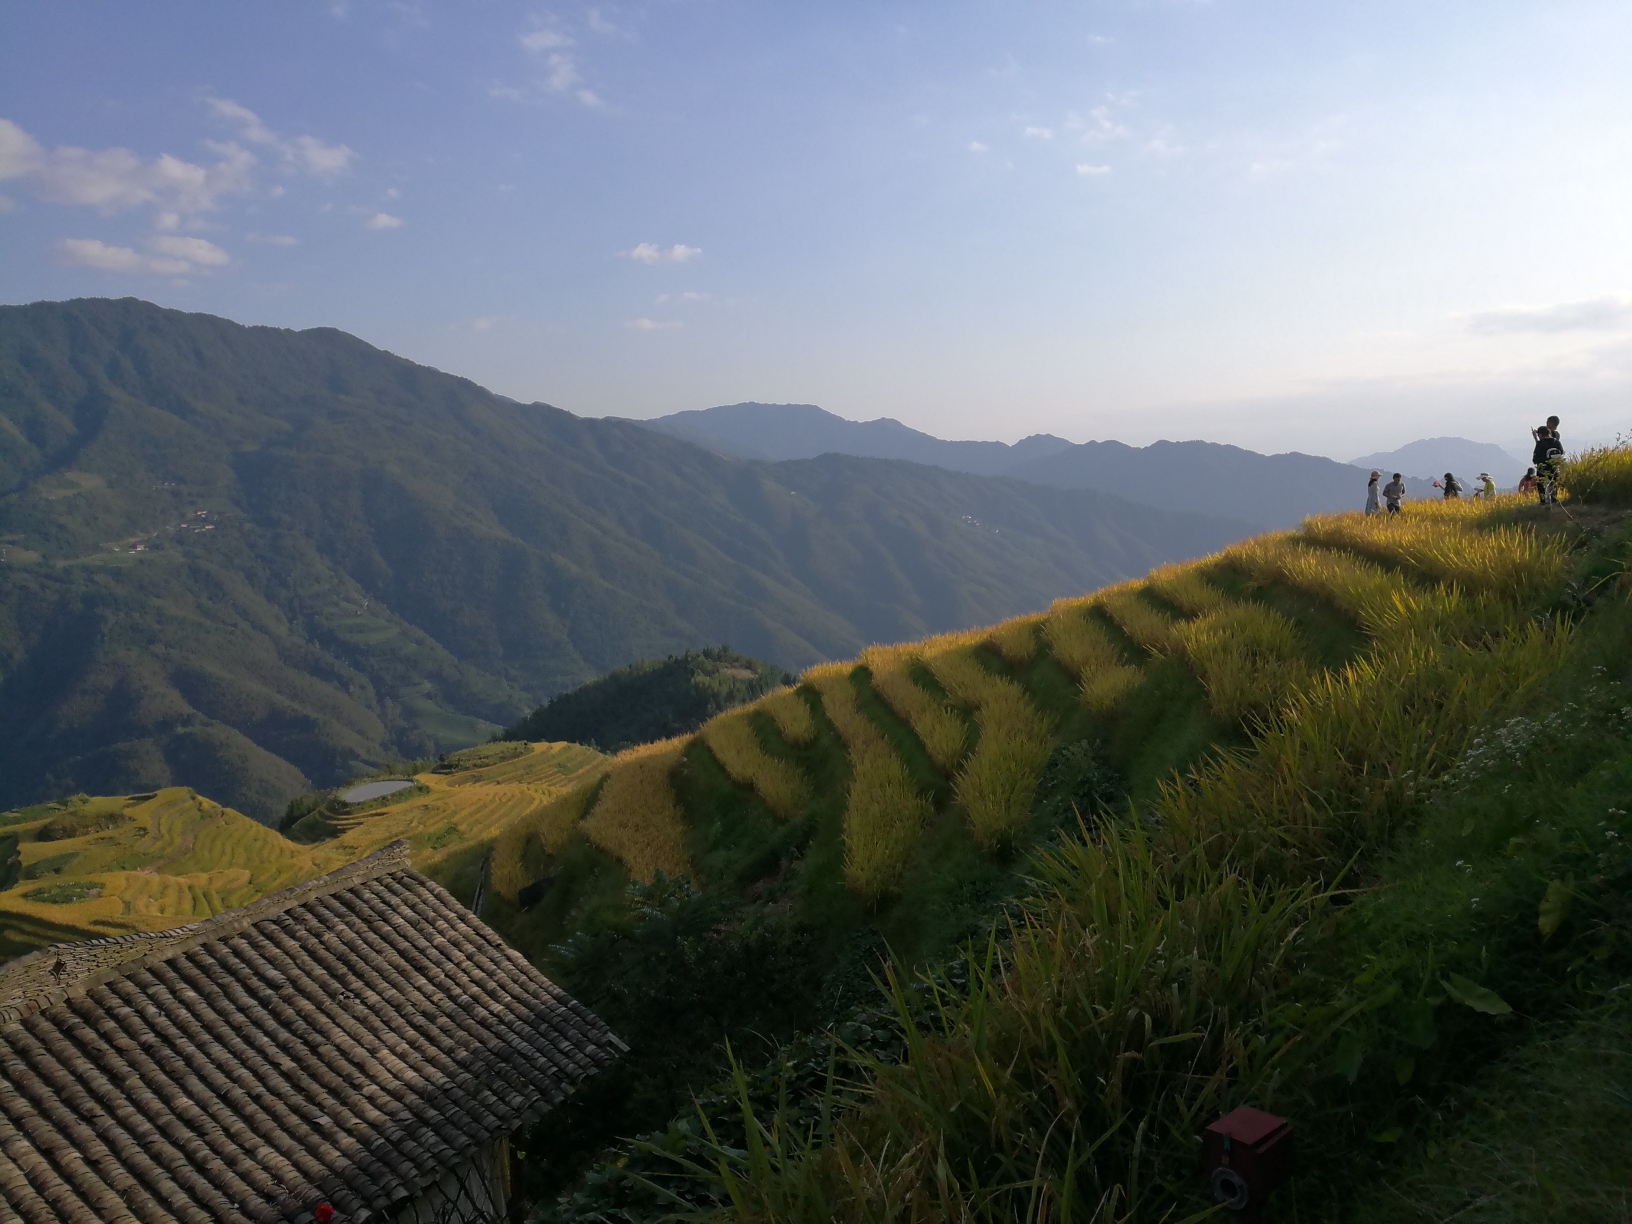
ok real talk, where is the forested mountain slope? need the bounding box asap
[0,298,1251,821]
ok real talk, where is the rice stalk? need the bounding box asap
[1559,443,1632,505]
[807,668,931,901]
[988,614,1043,665]
[863,651,969,772]
[1173,601,1312,725]
[1042,602,1128,678]
[1147,563,1230,616]
[1096,587,1182,657]
[700,707,809,819]
[760,686,818,746]
[578,738,692,881]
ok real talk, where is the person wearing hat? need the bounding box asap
[1365,470,1381,514]
[1477,472,1496,499]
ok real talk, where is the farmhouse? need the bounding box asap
[0,841,624,1224]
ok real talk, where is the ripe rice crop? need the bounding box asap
[700,707,809,819]
[1174,600,1311,724]
[987,615,1042,665]
[1559,442,1632,505]
[926,649,1056,851]
[579,738,692,882]
[489,779,605,900]
[1147,562,1230,616]
[1096,586,1182,656]
[759,687,817,746]
[1079,665,1144,713]
[1042,600,1125,677]
[861,650,968,772]
[1300,506,1564,602]
[807,668,930,901]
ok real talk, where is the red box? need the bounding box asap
[1201,1106,1294,1221]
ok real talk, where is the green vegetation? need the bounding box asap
[0,297,1245,823]
[504,647,791,752]
[23,880,103,905]
[1560,440,1632,506]
[434,740,531,773]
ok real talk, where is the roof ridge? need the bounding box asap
[0,839,413,1027]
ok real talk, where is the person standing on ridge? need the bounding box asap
[1518,467,1538,497]
[1477,472,1496,499]
[1365,470,1381,514]
[1433,472,1462,499]
[1383,472,1406,514]
[1533,427,1564,506]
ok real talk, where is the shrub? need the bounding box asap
[700,708,809,819]
[579,739,693,882]
[37,806,131,842]
[806,667,931,902]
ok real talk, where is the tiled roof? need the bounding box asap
[0,841,624,1224]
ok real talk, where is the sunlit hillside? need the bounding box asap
[7,470,1631,1218]
[0,741,606,960]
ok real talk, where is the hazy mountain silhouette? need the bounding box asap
[637,404,1409,529]
[1349,437,1529,487]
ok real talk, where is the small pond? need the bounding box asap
[340,779,416,804]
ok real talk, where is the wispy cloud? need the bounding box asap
[624,242,700,264]
[364,212,403,229]
[246,232,300,246]
[656,291,711,304]
[1467,295,1632,336]
[205,98,354,176]
[968,141,990,154]
[625,318,682,330]
[517,21,603,108]
[1023,126,1054,140]
[0,117,254,215]
[56,235,229,275]
[1076,163,1111,176]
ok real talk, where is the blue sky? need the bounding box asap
[3,1,1630,459]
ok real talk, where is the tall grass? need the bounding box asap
[806,666,932,902]
[760,687,817,747]
[578,738,693,882]
[1078,666,1145,714]
[700,708,810,820]
[1559,442,1632,505]
[861,648,969,772]
[926,649,1056,852]
[1096,586,1182,657]
[1173,601,1311,725]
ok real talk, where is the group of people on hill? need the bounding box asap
[1362,415,1565,514]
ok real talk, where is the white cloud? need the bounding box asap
[968,141,990,153]
[206,98,354,176]
[625,318,682,330]
[1467,296,1632,336]
[656,291,711,304]
[0,117,256,214]
[364,212,404,229]
[150,235,230,266]
[1076,163,1111,175]
[520,27,572,52]
[54,236,233,275]
[470,316,500,331]
[246,232,300,246]
[624,242,701,264]
[1023,126,1054,140]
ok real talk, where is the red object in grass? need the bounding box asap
[1201,1106,1293,1222]
[313,1205,335,1223]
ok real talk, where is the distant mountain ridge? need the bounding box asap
[634,403,1426,529]
[1349,437,1529,487]
[628,401,1075,475]
[0,298,1254,821]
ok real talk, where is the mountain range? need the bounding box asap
[0,298,1253,822]
[633,402,1441,528]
